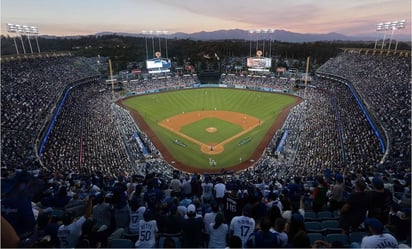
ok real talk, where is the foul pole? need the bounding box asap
[304,56,310,99]
[109,59,115,99]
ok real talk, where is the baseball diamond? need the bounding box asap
[158,110,262,155]
[119,88,301,173]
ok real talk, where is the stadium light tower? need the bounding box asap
[15,24,27,54]
[142,30,149,60]
[22,25,35,53]
[374,23,384,50]
[268,29,275,57]
[248,30,254,57]
[29,26,41,53]
[7,23,20,54]
[380,22,391,50]
[388,20,406,50]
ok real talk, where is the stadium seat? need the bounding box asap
[348,231,368,244]
[157,234,181,248]
[325,233,349,247]
[321,220,341,234]
[304,211,318,221]
[108,238,133,248]
[304,221,326,233]
[317,211,335,220]
[307,233,325,245]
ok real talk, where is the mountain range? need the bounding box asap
[90,28,410,43]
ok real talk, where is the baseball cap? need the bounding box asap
[364,218,384,233]
[372,177,384,190]
[187,204,196,214]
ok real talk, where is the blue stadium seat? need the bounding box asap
[321,220,341,234]
[307,233,325,245]
[326,233,349,247]
[304,221,326,233]
[348,231,368,244]
[305,211,318,221]
[317,211,335,220]
[108,238,133,248]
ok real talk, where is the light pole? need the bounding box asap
[30,26,41,53]
[248,30,254,57]
[380,22,392,50]
[22,25,34,54]
[15,25,27,54]
[374,23,383,50]
[142,30,149,60]
[7,23,20,54]
[389,20,406,50]
[268,29,275,57]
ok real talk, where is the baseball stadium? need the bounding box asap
[1,18,411,249]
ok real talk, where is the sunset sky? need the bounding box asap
[2,0,411,38]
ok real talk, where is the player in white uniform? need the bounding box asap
[58,197,93,248]
[135,209,158,248]
[229,203,255,248]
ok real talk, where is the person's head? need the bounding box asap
[259,217,272,232]
[210,200,219,213]
[354,179,366,192]
[144,209,153,222]
[364,218,384,235]
[372,177,384,191]
[291,230,310,248]
[213,212,224,229]
[62,211,74,226]
[187,204,196,218]
[274,217,286,232]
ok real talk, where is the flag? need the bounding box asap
[214,53,220,61]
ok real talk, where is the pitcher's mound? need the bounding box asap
[206,127,217,133]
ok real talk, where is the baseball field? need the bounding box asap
[119,88,300,173]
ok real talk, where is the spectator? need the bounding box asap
[246,216,280,248]
[57,196,93,248]
[208,212,228,248]
[229,203,256,248]
[328,173,345,212]
[359,218,398,248]
[181,204,204,248]
[340,179,369,234]
[367,177,393,224]
[135,209,158,248]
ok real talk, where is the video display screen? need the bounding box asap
[247,57,271,68]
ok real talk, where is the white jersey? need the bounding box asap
[129,206,146,234]
[208,223,228,248]
[361,234,399,248]
[57,216,86,248]
[201,182,214,201]
[135,219,158,248]
[229,215,255,248]
[214,183,226,198]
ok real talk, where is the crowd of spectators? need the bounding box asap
[220,74,291,91]
[317,52,411,172]
[1,51,411,248]
[1,56,99,171]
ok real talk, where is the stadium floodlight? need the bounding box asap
[6,23,40,54]
[7,23,20,54]
[14,24,27,54]
[393,20,406,51]
[376,20,407,50]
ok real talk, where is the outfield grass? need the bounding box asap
[122,88,297,170]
